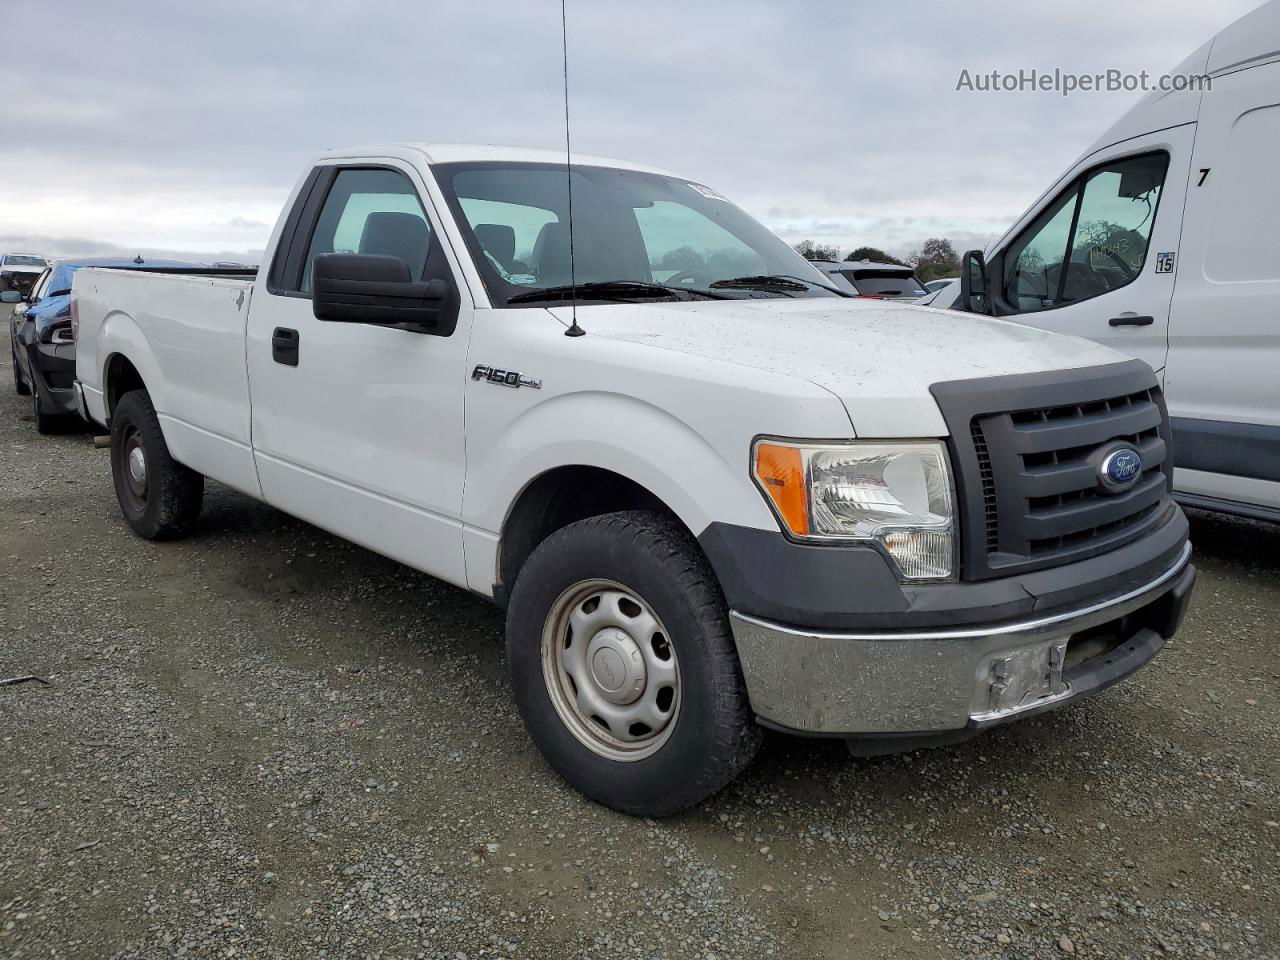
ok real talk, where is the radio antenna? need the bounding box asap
[560,0,585,337]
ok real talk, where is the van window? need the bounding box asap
[1205,104,1280,282]
[301,168,432,293]
[1002,152,1168,311]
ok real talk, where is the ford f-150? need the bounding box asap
[71,144,1196,815]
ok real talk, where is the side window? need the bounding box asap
[1003,188,1077,311]
[300,168,432,293]
[30,269,51,301]
[1002,152,1168,312]
[1062,154,1167,301]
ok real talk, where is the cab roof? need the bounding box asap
[314,143,681,178]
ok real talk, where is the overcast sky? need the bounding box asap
[0,0,1262,263]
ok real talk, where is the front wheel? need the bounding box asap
[110,389,204,539]
[506,511,761,816]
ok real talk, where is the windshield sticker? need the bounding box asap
[687,182,729,202]
[508,273,538,285]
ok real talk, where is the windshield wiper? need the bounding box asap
[507,280,729,304]
[709,275,808,293]
[708,274,854,297]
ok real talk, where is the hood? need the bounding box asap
[2,264,44,274]
[550,297,1128,437]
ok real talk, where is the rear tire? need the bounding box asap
[12,346,30,396]
[110,389,204,539]
[506,510,761,816]
[32,381,71,435]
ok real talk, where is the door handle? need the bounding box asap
[271,327,300,366]
[1108,314,1154,327]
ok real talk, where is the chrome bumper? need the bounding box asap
[729,543,1194,736]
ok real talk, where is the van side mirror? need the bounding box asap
[0,290,22,304]
[958,249,990,315]
[312,253,449,332]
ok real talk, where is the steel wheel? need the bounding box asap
[541,579,681,762]
[118,423,148,511]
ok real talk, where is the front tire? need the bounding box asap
[110,389,204,539]
[506,511,761,816]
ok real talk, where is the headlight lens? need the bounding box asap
[752,440,955,580]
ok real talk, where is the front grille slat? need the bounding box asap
[1003,403,1163,455]
[1022,472,1168,540]
[1020,435,1167,498]
[930,364,1175,580]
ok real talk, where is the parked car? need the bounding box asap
[916,279,959,307]
[9,257,202,433]
[925,277,957,293]
[0,253,48,297]
[951,1,1280,524]
[809,259,929,300]
[73,144,1194,816]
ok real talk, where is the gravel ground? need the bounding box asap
[1,322,1277,959]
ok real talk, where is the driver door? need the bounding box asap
[984,125,1196,373]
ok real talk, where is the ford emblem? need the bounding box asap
[1099,447,1143,493]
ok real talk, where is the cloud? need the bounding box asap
[219,217,270,230]
[0,0,1259,258]
[0,234,261,265]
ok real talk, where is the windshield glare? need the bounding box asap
[433,162,837,306]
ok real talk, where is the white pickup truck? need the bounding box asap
[72,144,1196,815]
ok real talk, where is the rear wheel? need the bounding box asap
[506,511,761,816]
[12,346,30,396]
[32,380,69,435]
[110,389,204,539]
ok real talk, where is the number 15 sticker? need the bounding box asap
[1155,252,1176,274]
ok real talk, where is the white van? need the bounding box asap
[948,1,1280,523]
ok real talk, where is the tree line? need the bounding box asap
[792,238,961,283]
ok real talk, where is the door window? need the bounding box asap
[1001,152,1168,312]
[301,168,432,293]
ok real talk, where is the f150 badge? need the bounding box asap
[471,364,542,389]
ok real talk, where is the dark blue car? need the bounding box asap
[8,257,200,433]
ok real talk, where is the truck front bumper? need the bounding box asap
[728,542,1194,741]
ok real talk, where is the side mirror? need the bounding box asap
[959,249,990,315]
[312,253,448,331]
[0,290,22,304]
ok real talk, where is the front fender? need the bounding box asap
[464,389,779,541]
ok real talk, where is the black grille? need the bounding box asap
[970,419,999,553]
[931,361,1175,580]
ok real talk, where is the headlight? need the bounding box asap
[752,439,955,580]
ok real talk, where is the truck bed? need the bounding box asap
[74,266,263,497]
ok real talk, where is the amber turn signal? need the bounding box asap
[752,442,809,536]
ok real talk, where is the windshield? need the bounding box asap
[5,255,45,267]
[433,162,839,306]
